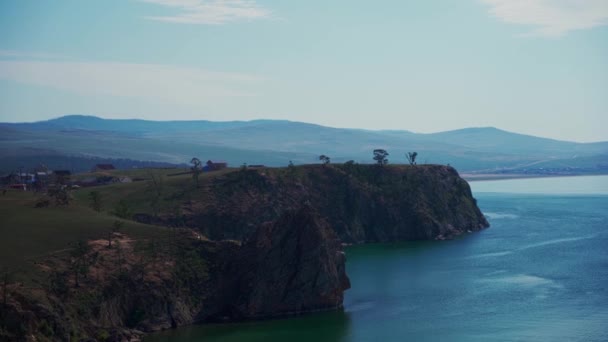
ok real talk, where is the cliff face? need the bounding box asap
[230,206,350,318]
[187,164,488,243]
[0,207,349,341]
[1,164,487,341]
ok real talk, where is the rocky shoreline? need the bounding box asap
[1,164,487,341]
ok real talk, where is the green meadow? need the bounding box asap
[0,167,233,281]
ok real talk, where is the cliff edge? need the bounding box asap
[187,164,488,243]
[0,164,487,341]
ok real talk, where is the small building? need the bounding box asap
[53,170,71,184]
[76,177,99,187]
[17,173,36,184]
[206,160,228,171]
[36,171,51,179]
[9,183,27,191]
[92,164,116,172]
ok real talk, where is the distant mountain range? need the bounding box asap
[1,115,607,174]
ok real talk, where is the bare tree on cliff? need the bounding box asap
[190,157,203,188]
[69,240,91,288]
[373,149,389,165]
[108,220,124,248]
[406,152,418,166]
[88,191,103,212]
[319,155,331,165]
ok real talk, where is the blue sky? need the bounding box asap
[0,0,607,142]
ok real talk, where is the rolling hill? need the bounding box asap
[1,115,607,174]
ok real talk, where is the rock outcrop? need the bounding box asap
[186,164,489,243]
[0,207,350,341]
[1,164,488,341]
[230,206,350,318]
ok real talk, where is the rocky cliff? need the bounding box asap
[186,164,488,242]
[0,207,349,341]
[229,206,350,319]
[1,164,487,341]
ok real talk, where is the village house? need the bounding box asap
[92,164,116,172]
[205,160,228,171]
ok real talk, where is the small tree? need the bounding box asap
[190,158,203,188]
[373,149,389,165]
[147,172,164,197]
[47,270,69,299]
[406,152,418,166]
[48,186,71,206]
[114,200,132,219]
[1,268,14,307]
[108,220,124,248]
[69,240,91,288]
[88,191,103,212]
[319,155,331,165]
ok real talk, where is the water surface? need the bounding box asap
[148,175,608,341]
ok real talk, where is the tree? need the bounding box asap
[190,158,203,188]
[406,152,418,166]
[48,186,71,205]
[108,220,124,248]
[88,191,103,212]
[319,155,331,165]
[373,149,389,165]
[146,172,164,217]
[69,240,91,288]
[147,172,164,197]
[114,200,132,219]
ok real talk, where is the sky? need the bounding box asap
[0,0,607,142]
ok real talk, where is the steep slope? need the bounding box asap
[157,164,489,243]
[0,207,349,341]
[0,164,486,340]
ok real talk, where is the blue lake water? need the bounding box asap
[147,175,608,341]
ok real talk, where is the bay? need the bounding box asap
[147,175,608,341]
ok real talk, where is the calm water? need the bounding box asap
[147,175,608,342]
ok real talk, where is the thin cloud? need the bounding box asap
[0,60,262,105]
[0,50,69,60]
[480,0,608,37]
[138,0,272,24]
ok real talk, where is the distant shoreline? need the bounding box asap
[462,173,608,182]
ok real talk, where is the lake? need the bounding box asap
[147,175,608,342]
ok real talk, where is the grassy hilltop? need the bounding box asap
[0,167,228,275]
[0,163,488,274]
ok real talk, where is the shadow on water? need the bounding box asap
[146,310,352,342]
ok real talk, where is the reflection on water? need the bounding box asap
[148,310,352,342]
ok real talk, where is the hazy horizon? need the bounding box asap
[3,113,608,144]
[1,0,607,142]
